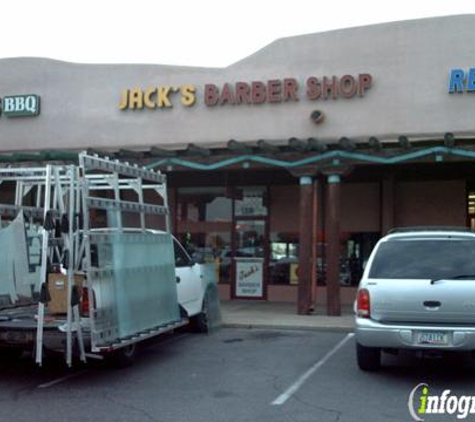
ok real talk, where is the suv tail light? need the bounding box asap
[357,288,371,318]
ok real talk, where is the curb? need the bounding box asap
[221,322,355,333]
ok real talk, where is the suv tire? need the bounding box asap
[356,342,381,371]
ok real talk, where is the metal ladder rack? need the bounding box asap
[78,152,173,354]
[0,152,174,366]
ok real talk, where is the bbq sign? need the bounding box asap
[0,95,41,117]
[118,74,373,110]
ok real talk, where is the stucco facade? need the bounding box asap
[0,15,474,313]
[0,15,474,152]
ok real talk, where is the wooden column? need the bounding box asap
[325,174,341,316]
[381,177,395,235]
[297,176,317,315]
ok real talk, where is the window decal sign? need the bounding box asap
[235,258,264,298]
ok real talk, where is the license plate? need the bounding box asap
[416,331,448,345]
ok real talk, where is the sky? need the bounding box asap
[2,0,475,68]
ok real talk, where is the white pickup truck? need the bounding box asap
[173,235,216,333]
[0,233,217,366]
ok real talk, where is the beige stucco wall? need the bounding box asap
[0,15,474,152]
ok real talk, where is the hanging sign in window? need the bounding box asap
[235,258,264,298]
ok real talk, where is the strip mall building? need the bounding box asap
[0,15,474,315]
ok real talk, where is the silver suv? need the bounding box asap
[355,227,475,371]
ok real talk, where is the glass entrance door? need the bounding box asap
[231,187,269,299]
[235,220,266,259]
[233,219,267,299]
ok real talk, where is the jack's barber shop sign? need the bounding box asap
[235,258,264,299]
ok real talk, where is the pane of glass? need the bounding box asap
[177,187,232,283]
[369,239,475,279]
[0,212,37,304]
[235,187,267,217]
[91,231,180,344]
[340,232,379,285]
[235,220,265,258]
[269,232,298,285]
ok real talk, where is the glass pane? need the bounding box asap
[269,233,298,285]
[340,232,379,286]
[235,187,267,217]
[177,187,232,283]
[0,213,39,304]
[235,220,265,258]
[369,239,475,280]
[91,231,180,344]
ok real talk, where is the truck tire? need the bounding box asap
[191,289,211,333]
[356,342,381,371]
[110,344,137,368]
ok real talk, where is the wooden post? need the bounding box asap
[325,174,341,316]
[297,176,317,315]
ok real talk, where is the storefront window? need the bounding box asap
[176,188,232,283]
[235,220,266,258]
[235,187,268,217]
[268,232,379,286]
[468,191,475,230]
[339,232,380,286]
[269,233,299,285]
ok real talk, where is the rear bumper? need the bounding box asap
[0,326,91,353]
[356,317,475,351]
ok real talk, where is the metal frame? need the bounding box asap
[0,152,178,366]
[79,153,173,353]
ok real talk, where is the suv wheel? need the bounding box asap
[356,342,381,371]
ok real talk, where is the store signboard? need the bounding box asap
[1,95,41,117]
[118,74,373,110]
[235,258,264,298]
[448,68,475,93]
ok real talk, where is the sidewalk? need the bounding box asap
[220,300,355,332]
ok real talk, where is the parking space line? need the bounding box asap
[37,370,89,389]
[36,332,189,390]
[271,333,354,406]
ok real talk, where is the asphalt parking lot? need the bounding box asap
[0,328,474,422]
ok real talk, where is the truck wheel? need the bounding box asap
[110,344,137,368]
[192,289,210,333]
[356,343,381,371]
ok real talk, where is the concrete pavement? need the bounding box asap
[220,300,355,332]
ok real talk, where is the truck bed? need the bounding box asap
[0,304,64,331]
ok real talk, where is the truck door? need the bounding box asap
[173,238,202,316]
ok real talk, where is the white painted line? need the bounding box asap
[37,332,187,389]
[271,333,354,406]
[37,370,88,389]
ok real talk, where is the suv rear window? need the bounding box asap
[368,239,475,279]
